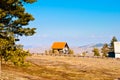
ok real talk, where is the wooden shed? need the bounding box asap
[51,42,69,54]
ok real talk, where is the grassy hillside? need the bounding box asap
[1,55,120,80]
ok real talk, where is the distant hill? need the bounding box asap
[24,43,107,54]
[79,43,105,48]
[24,46,50,53]
[92,43,104,47]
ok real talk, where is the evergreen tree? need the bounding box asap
[101,43,109,57]
[0,0,36,39]
[0,0,36,66]
[92,48,100,56]
[110,36,118,52]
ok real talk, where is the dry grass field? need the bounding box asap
[1,55,120,80]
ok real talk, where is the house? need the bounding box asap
[51,42,69,54]
[108,42,120,58]
[114,42,120,58]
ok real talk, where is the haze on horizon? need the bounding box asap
[17,0,120,48]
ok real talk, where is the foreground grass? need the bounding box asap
[1,55,120,80]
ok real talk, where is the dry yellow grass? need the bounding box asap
[1,55,120,80]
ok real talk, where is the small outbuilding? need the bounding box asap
[108,42,120,58]
[51,42,69,54]
[114,42,120,58]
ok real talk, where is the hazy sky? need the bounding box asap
[17,0,120,47]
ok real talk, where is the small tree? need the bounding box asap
[92,48,100,56]
[0,38,30,66]
[69,49,74,55]
[45,50,48,55]
[7,45,29,66]
[101,43,109,57]
[82,52,86,57]
[110,36,118,52]
[49,50,52,55]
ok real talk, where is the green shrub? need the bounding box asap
[69,49,74,55]
[92,48,100,56]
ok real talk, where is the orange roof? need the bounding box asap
[52,42,67,49]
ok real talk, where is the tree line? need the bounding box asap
[93,36,118,57]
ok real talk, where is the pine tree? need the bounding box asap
[0,0,36,66]
[0,0,36,39]
[110,36,118,52]
[101,43,109,57]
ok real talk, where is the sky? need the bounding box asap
[17,0,120,48]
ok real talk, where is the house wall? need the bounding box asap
[115,53,120,58]
[108,52,115,58]
[63,47,69,54]
[114,42,120,58]
[114,42,120,53]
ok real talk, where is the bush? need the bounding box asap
[49,50,52,55]
[0,38,30,66]
[5,45,29,66]
[54,50,59,55]
[45,50,48,55]
[69,49,74,55]
[82,52,86,57]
